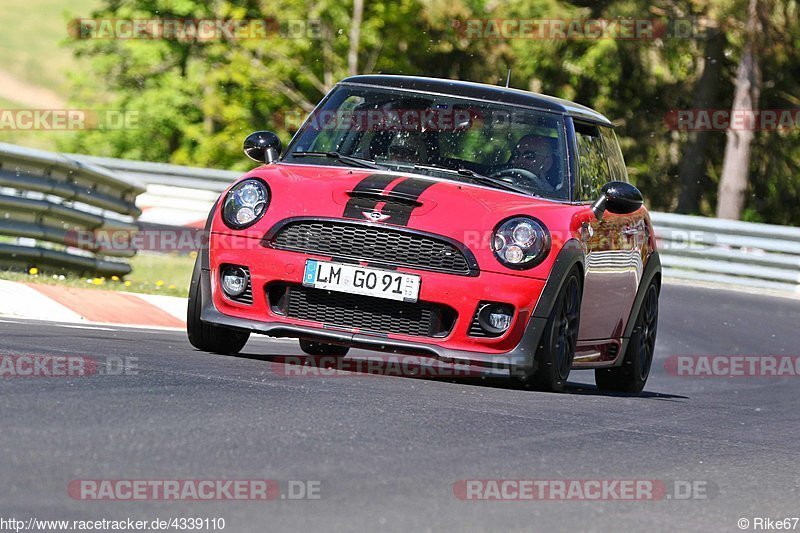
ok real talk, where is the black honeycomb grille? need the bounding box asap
[268,284,456,338]
[270,220,474,275]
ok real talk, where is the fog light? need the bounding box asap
[221,266,248,297]
[477,303,514,335]
[487,311,512,331]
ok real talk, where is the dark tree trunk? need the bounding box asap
[348,0,364,76]
[676,28,726,214]
[716,0,763,220]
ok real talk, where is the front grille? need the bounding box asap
[269,220,475,276]
[267,284,456,338]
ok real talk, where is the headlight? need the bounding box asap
[222,179,270,229]
[491,216,550,269]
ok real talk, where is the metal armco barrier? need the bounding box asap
[652,212,800,293]
[70,153,239,193]
[0,143,144,276]
[14,148,800,292]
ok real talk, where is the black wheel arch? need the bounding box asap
[199,198,219,271]
[531,239,586,321]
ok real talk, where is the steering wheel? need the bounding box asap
[490,168,551,192]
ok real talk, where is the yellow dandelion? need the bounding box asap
[124,280,132,287]
[29,267,38,275]
[111,275,120,282]
[92,278,104,285]
[155,280,164,287]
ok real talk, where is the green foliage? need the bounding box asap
[59,0,800,224]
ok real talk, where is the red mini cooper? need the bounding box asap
[187,75,660,393]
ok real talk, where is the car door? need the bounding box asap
[598,125,648,334]
[573,121,643,341]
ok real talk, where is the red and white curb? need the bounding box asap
[0,280,186,330]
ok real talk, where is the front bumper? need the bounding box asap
[200,233,580,377]
[200,233,583,376]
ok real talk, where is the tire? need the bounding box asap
[530,268,582,392]
[595,281,659,393]
[300,339,350,357]
[187,256,250,355]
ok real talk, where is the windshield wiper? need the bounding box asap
[454,168,536,196]
[403,163,535,197]
[291,151,387,170]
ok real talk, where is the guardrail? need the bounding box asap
[11,149,800,292]
[653,212,800,293]
[69,154,239,193]
[0,143,145,276]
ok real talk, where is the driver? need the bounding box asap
[387,131,428,163]
[504,135,562,193]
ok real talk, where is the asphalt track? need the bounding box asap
[1,283,799,532]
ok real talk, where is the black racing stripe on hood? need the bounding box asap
[377,177,438,226]
[342,174,398,219]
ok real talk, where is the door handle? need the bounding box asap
[622,228,640,236]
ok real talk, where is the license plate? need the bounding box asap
[302,260,420,303]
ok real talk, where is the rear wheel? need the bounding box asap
[530,269,582,393]
[187,257,250,355]
[300,339,350,357]
[595,282,659,393]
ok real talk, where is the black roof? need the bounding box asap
[339,75,613,127]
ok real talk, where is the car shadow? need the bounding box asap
[561,382,688,400]
[232,351,688,400]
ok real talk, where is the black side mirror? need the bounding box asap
[591,181,643,220]
[243,131,281,163]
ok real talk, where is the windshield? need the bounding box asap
[284,85,569,200]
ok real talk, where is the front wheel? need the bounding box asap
[187,256,250,355]
[595,281,659,393]
[530,269,582,393]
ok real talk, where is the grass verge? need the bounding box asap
[0,253,195,297]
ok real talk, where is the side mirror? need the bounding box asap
[243,131,281,163]
[591,181,643,221]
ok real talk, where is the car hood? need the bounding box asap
[216,162,585,277]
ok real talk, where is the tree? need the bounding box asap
[676,26,726,214]
[716,0,764,219]
[57,0,800,225]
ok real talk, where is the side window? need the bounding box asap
[600,126,628,182]
[574,122,610,201]
[306,95,365,152]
